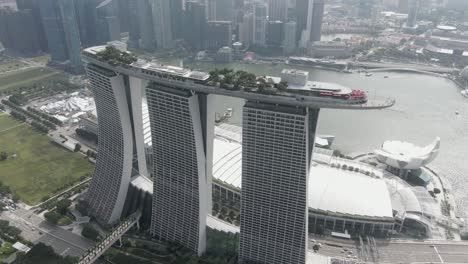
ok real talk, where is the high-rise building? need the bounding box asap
[169,0,183,39]
[137,0,156,51]
[96,0,121,44]
[38,0,83,72]
[59,0,83,73]
[127,0,140,47]
[74,0,98,48]
[268,0,288,21]
[16,0,48,51]
[398,0,409,13]
[219,0,234,21]
[310,0,325,42]
[295,0,309,43]
[266,20,283,47]
[239,12,254,44]
[283,20,297,54]
[239,102,318,264]
[0,8,41,55]
[84,64,135,225]
[146,85,212,256]
[253,1,268,46]
[407,0,419,28]
[206,21,232,50]
[38,0,69,62]
[184,1,207,51]
[149,0,173,49]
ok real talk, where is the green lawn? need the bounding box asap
[0,68,60,92]
[0,115,94,205]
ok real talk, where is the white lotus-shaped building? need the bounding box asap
[375,137,440,170]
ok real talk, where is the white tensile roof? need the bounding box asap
[375,137,440,170]
[308,164,394,219]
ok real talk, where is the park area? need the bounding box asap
[0,67,60,93]
[0,114,94,205]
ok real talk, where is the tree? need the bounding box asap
[56,199,72,215]
[81,224,100,241]
[434,188,441,194]
[0,152,8,161]
[44,211,62,224]
[74,143,82,152]
[15,243,77,264]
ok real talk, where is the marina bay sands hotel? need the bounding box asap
[82,45,393,264]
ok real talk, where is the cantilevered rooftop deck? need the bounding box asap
[83,46,395,110]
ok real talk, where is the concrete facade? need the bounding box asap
[239,102,319,264]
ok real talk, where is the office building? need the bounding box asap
[310,0,325,42]
[59,0,83,73]
[15,0,47,51]
[170,0,183,39]
[266,20,283,47]
[96,0,121,44]
[295,0,309,43]
[253,1,268,46]
[239,12,254,44]
[283,20,297,54]
[74,0,98,48]
[407,0,419,28]
[268,0,287,21]
[127,0,140,47]
[150,0,173,49]
[206,21,232,50]
[239,102,318,264]
[0,8,41,55]
[184,1,207,51]
[38,0,83,72]
[38,0,68,62]
[137,0,156,51]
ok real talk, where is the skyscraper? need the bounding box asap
[169,0,183,39]
[407,0,419,28]
[0,8,41,55]
[16,0,48,51]
[38,0,83,72]
[149,0,173,49]
[206,21,232,50]
[184,1,207,51]
[295,0,309,43]
[137,0,156,51]
[239,102,318,264]
[96,0,121,44]
[74,0,98,48]
[59,0,83,72]
[146,85,212,256]
[216,0,234,21]
[266,20,284,47]
[84,65,135,225]
[268,0,288,21]
[310,0,325,42]
[38,0,68,62]
[283,20,297,54]
[253,1,268,46]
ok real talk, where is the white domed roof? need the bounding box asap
[374,138,440,170]
[461,67,468,80]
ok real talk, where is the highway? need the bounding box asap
[309,235,468,263]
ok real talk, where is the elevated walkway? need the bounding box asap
[77,211,141,264]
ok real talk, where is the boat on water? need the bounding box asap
[365,73,373,77]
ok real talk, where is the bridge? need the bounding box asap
[365,67,447,77]
[77,211,141,264]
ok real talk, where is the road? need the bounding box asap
[309,235,468,263]
[0,205,94,257]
